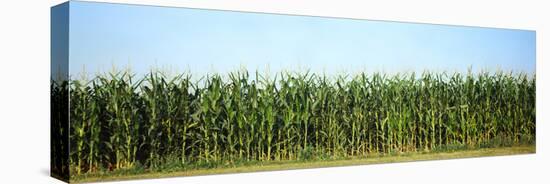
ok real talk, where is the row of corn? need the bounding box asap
[63,70,535,174]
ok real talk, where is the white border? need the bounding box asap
[0,0,547,183]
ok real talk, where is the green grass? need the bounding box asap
[71,145,535,183]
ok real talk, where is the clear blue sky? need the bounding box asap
[67,1,536,79]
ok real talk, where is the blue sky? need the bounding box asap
[67,1,536,79]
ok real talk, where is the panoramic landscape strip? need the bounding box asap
[51,1,536,183]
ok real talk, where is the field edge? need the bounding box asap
[72,145,535,183]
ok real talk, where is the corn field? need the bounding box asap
[62,70,535,174]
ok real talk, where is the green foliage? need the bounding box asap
[298,146,315,161]
[65,69,536,176]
